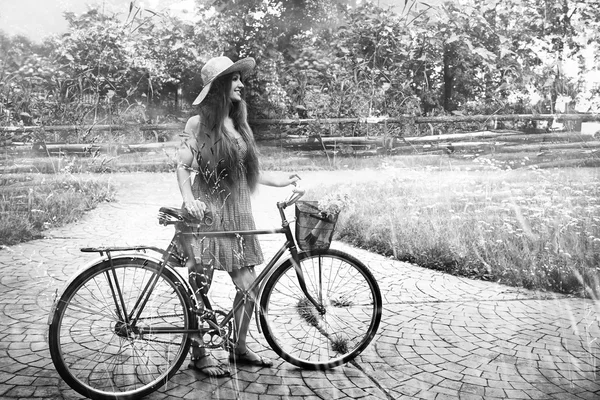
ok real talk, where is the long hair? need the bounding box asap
[193,73,260,197]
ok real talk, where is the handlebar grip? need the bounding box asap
[285,187,305,207]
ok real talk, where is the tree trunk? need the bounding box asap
[443,47,454,112]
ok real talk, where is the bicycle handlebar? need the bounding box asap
[281,185,305,208]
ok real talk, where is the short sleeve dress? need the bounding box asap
[181,118,264,272]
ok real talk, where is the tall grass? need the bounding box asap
[4,147,599,298]
[0,173,115,246]
[309,166,600,298]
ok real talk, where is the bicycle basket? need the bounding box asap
[295,201,338,251]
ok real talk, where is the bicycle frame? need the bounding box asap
[76,197,322,340]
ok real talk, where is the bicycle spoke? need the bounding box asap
[49,259,193,399]
[260,250,381,369]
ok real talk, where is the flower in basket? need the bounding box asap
[317,192,352,219]
[305,192,352,247]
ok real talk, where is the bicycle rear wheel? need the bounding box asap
[259,249,382,370]
[48,257,196,400]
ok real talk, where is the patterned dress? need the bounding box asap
[185,134,264,272]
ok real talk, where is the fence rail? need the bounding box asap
[2,114,600,169]
[2,113,600,134]
[248,113,600,125]
[0,123,183,134]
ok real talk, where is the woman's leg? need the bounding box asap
[179,231,229,376]
[228,266,273,366]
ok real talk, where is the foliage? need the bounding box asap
[1,0,600,140]
[0,33,61,129]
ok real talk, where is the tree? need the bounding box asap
[195,0,351,117]
[0,31,61,126]
[471,0,600,115]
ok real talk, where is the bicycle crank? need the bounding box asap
[199,309,233,349]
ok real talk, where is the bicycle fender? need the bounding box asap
[255,249,329,309]
[47,253,196,325]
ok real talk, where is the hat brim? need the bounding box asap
[192,58,256,106]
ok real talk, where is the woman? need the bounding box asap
[176,56,299,377]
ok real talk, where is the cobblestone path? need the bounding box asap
[0,172,598,399]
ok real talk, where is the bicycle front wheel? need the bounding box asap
[259,249,382,370]
[48,257,196,400]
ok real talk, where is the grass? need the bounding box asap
[306,165,600,298]
[296,297,320,327]
[296,297,350,355]
[3,143,472,174]
[3,145,599,298]
[0,173,115,246]
[2,151,178,174]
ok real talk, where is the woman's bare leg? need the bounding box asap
[228,266,272,366]
[179,231,229,376]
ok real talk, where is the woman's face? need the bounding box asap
[228,72,244,102]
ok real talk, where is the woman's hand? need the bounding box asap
[183,198,207,220]
[287,174,301,186]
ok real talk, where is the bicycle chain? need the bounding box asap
[136,313,185,320]
[130,310,232,349]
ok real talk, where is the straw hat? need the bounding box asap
[192,56,256,106]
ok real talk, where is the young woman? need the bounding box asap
[176,56,299,377]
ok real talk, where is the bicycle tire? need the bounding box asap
[259,249,382,370]
[48,257,196,400]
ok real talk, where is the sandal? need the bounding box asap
[188,354,231,378]
[229,350,273,367]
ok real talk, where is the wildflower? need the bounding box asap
[318,192,352,217]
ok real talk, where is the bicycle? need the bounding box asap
[47,188,382,400]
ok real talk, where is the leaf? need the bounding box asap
[447,34,460,44]
[495,82,510,92]
[499,46,514,59]
[543,77,555,88]
[473,47,496,61]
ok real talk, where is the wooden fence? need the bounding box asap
[1,113,600,168]
[3,113,600,135]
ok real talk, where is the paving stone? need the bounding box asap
[32,385,63,398]
[266,384,291,396]
[457,393,484,400]
[430,384,459,397]
[5,375,36,385]
[289,385,317,396]
[4,385,36,398]
[461,382,486,396]
[0,384,11,396]
[340,387,371,398]
[437,369,463,381]
[483,387,506,398]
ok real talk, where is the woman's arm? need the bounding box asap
[177,141,206,219]
[258,171,301,187]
